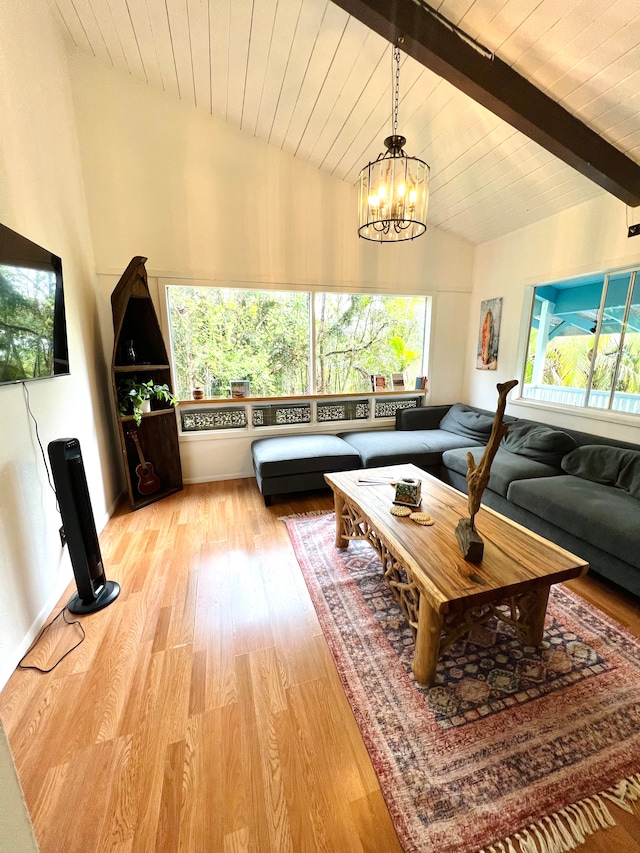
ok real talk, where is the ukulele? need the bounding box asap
[128,430,161,495]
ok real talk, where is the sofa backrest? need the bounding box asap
[397,403,640,454]
[512,414,640,454]
[396,405,452,430]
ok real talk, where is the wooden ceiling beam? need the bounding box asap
[331,0,640,206]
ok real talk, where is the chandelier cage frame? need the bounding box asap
[358,46,430,243]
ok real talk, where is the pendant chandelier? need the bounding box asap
[358,45,430,243]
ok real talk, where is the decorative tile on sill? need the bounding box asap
[181,407,247,431]
[317,399,369,422]
[252,403,312,427]
[374,397,419,419]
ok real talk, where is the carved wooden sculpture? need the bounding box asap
[456,379,518,562]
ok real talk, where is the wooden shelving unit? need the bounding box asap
[110,256,183,511]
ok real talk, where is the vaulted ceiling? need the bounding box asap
[46,0,640,245]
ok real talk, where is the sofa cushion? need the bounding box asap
[507,475,640,571]
[439,403,496,441]
[561,445,640,498]
[251,434,360,478]
[442,446,562,498]
[501,421,576,467]
[338,428,483,469]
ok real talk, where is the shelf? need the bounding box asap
[114,364,170,372]
[119,408,177,423]
[111,256,183,512]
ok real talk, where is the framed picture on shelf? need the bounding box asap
[370,374,387,391]
[230,380,251,398]
[391,372,405,391]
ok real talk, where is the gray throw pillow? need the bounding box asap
[439,404,495,441]
[501,422,577,467]
[561,445,640,498]
[615,454,640,500]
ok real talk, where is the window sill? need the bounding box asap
[177,390,426,405]
[510,396,639,428]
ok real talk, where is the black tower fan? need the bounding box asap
[48,438,120,614]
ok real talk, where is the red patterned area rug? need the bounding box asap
[283,511,640,853]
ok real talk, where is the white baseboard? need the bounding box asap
[182,473,253,485]
[0,574,73,691]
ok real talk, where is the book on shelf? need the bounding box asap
[414,375,428,390]
[370,374,387,391]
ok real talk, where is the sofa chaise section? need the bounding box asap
[251,434,361,506]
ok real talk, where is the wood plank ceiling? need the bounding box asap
[47,0,640,246]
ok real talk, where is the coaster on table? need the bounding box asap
[410,512,434,526]
[390,505,412,517]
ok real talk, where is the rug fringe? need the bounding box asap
[278,510,333,521]
[478,773,640,853]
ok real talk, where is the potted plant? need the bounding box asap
[117,378,178,426]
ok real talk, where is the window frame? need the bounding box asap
[159,278,431,401]
[516,263,640,421]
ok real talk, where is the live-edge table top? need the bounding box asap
[325,463,589,616]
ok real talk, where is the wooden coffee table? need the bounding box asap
[325,463,588,686]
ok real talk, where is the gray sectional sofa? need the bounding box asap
[395,404,640,598]
[251,402,640,598]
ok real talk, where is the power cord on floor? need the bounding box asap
[17,607,85,673]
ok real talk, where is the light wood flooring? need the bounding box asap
[1,479,639,853]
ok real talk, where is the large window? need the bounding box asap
[522,266,640,415]
[166,285,428,399]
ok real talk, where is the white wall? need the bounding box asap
[0,2,120,683]
[68,53,475,291]
[464,193,640,444]
[68,53,476,482]
[0,1,123,848]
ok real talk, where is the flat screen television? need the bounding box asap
[0,222,69,384]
